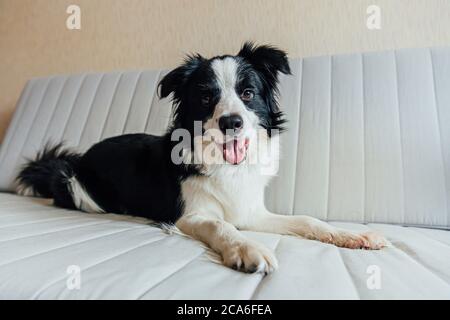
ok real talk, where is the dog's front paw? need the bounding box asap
[222,241,278,274]
[324,230,388,250]
[360,231,389,249]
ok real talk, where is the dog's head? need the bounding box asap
[159,42,290,168]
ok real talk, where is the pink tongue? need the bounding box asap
[223,139,246,165]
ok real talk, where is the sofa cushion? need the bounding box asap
[0,47,449,227]
[0,193,449,299]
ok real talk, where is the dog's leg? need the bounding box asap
[176,213,278,273]
[245,211,387,249]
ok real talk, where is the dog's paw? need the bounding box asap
[360,231,389,250]
[221,241,278,274]
[317,230,388,250]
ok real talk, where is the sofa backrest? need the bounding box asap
[0,47,449,228]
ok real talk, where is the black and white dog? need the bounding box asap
[17,43,387,274]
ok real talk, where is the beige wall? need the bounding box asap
[1,0,450,143]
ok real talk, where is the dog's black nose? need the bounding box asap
[218,114,243,134]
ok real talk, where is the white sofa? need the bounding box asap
[0,47,449,299]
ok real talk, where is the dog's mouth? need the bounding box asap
[222,138,249,165]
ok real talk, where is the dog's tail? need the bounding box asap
[16,143,81,203]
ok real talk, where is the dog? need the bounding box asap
[16,42,387,274]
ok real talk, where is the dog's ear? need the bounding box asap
[158,54,204,100]
[238,42,291,85]
[239,42,289,133]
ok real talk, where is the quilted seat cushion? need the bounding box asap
[0,193,449,299]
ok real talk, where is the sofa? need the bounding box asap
[0,47,449,299]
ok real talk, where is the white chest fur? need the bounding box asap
[180,132,280,227]
[180,164,272,228]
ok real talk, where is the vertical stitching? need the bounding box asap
[39,76,69,148]
[3,78,52,190]
[326,56,333,222]
[75,74,105,147]
[121,71,143,134]
[291,59,304,215]
[393,51,407,225]
[429,48,449,226]
[99,73,124,140]
[361,53,367,224]
[60,74,87,142]
[16,77,53,163]
[0,80,35,164]
[144,70,162,133]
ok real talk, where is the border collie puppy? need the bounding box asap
[16,43,387,274]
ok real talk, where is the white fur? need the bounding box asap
[67,176,104,213]
[204,58,259,140]
[15,183,37,197]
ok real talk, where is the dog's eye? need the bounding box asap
[241,89,255,102]
[201,94,211,106]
